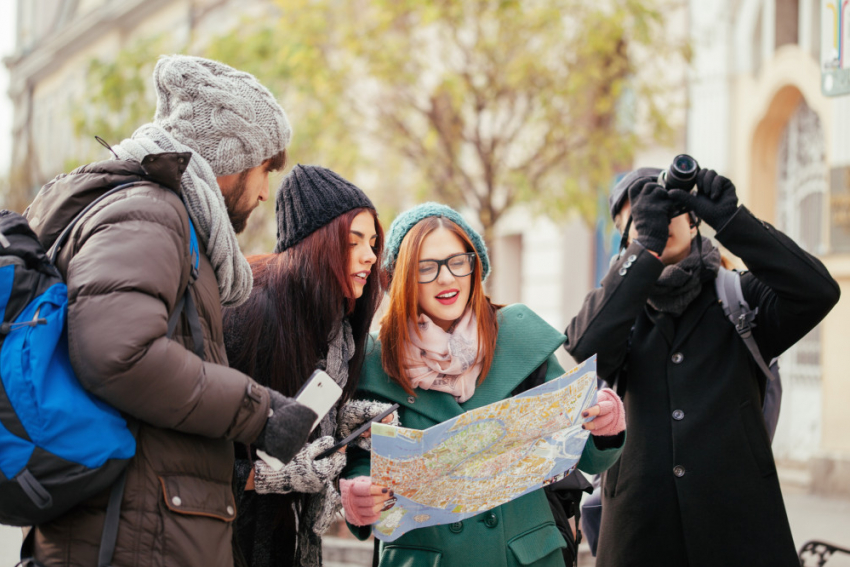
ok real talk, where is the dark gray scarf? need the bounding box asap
[647,237,721,316]
[296,317,354,567]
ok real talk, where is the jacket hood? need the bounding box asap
[25,152,190,251]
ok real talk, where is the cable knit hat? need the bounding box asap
[152,55,291,176]
[383,203,490,281]
[274,165,375,253]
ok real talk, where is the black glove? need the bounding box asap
[253,389,317,465]
[668,169,739,229]
[627,178,675,255]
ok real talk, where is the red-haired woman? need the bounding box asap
[223,166,396,567]
[341,203,626,567]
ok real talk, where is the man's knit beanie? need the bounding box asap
[152,55,291,176]
[274,165,375,253]
[383,203,490,282]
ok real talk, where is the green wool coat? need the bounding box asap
[343,304,624,567]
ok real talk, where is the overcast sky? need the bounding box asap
[0,1,17,176]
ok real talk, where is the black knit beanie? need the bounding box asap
[274,164,375,253]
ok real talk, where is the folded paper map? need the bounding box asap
[370,355,598,541]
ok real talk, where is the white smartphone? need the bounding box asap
[294,369,343,433]
[256,369,342,471]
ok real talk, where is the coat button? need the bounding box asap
[623,261,633,268]
[619,267,628,276]
[226,505,234,515]
[628,254,637,262]
[172,496,182,507]
[449,521,464,533]
[672,409,684,420]
[484,512,498,528]
[673,465,686,477]
[407,396,415,404]
[671,352,684,364]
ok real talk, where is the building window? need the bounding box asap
[771,98,826,462]
[776,0,800,48]
[776,99,826,254]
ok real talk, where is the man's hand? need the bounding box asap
[668,169,739,230]
[253,389,317,464]
[628,178,676,255]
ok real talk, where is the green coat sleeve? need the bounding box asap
[543,354,626,474]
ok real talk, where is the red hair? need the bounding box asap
[379,216,499,396]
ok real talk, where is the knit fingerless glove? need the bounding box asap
[254,436,346,495]
[337,400,400,451]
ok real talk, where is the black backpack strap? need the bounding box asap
[17,527,43,567]
[166,287,205,361]
[47,182,145,264]
[714,268,775,382]
[97,469,128,567]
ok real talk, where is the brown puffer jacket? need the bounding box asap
[24,153,272,567]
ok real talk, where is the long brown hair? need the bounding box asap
[223,207,384,404]
[379,216,499,396]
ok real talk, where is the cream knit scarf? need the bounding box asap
[113,124,253,307]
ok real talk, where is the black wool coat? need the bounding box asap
[564,207,840,567]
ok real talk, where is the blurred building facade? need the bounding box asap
[684,0,850,496]
[4,0,270,198]
[4,0,849,496]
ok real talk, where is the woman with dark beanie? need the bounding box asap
[223,165,396,567]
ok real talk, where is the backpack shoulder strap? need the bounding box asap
[47,179,204,361]
[714,267,775,382]
[165,210,204,361]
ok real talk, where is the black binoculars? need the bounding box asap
[658,154,700,217]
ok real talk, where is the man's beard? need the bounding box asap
[223,171,255,234]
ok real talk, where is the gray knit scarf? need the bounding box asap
[112,124,253,307]
[647,237,721,316]
[297,317,355,567]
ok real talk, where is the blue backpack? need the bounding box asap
[0,182,202,563]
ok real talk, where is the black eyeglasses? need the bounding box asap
[418,252,476,283]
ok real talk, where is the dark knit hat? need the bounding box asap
[608,167,662,220]
[274,165,375,253]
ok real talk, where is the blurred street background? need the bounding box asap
[1,0,849,563]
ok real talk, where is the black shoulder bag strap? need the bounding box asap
[714,268,776,382]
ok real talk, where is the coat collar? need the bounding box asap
[358,304,566,424]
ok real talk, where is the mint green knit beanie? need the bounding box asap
[383,203,490,281]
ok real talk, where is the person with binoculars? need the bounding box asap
[563,158,840,567]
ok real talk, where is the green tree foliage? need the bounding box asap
[67,0,689,251]
[71,35,172,147]
[216,0,689,246]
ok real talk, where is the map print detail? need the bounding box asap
[370,356,598,541]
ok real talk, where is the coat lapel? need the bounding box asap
[645,307,675,346]
[671,286,717,351]
[461,305,566,410]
